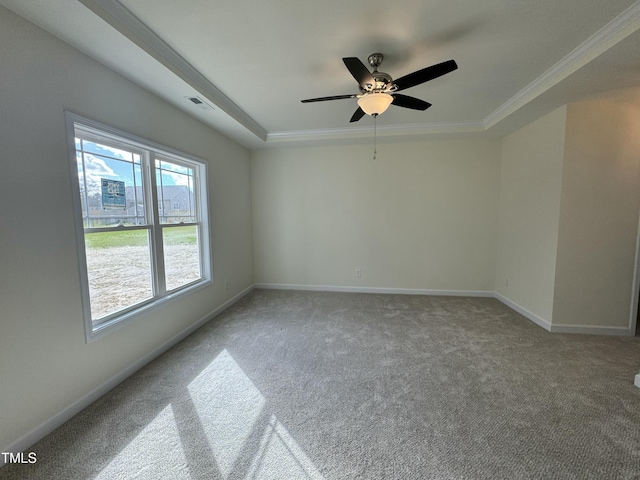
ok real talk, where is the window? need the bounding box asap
[66,113,211,340]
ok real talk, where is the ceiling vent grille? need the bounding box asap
[185,96,215,111]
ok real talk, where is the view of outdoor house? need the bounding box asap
[81,185,196,226]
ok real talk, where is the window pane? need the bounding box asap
[155,159,197,224]
[84,230,153,320]
[163,225,201,291]
[75,137,147,229]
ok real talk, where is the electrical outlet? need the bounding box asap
[355,269,361,277]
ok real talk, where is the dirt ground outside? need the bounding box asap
[86,243,199,320]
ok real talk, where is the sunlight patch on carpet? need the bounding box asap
[94,405,189,479]
[187,349,324,479]
[187,349,266,476]
[246,415,325,480]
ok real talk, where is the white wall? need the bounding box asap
[0,7,253,452]
[251,139,501,292]
[494,106,567,325]
[553,88,640,331]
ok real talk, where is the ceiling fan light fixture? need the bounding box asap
[358,92,393,116]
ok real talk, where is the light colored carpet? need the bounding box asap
[2,289,640,479]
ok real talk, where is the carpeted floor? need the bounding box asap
[2,289,640,479]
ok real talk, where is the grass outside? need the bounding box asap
[86,225,197,248]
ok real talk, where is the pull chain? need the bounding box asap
[373,114,377,160]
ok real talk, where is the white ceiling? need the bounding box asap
[4,0,640,149]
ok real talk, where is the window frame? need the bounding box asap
[65,112,212,342]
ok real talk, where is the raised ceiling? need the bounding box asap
[3,0,640,149]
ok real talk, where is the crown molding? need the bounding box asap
[484,1,640,129]
[267,121,485,144]
[78,0,267,142]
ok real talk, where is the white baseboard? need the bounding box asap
[493,292,552,331]
[493,292,633,336]
[548,324,633,336]
[1,285,254,462]
[254,283,494,298]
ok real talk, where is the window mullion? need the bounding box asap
[193,172,200,223]
[81,149,90,227]
[147,155,166,295]
[193,171,204,274]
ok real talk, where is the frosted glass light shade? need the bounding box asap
[357,93,393,116]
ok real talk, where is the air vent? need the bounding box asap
[184,96,215,111]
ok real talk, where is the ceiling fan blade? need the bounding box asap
[391,94,432,111]
[343,57,375,88]
[350,107,365,123]
[393,59,458,92]
[301,94,356,103]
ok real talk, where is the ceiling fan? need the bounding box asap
[301,53,458,122]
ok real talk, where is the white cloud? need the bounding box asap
[78,154,117,194]
[161,170,191,187]
[158,161,189,174]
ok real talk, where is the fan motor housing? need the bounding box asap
[361,53,395,93]
[359,71,394,93]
